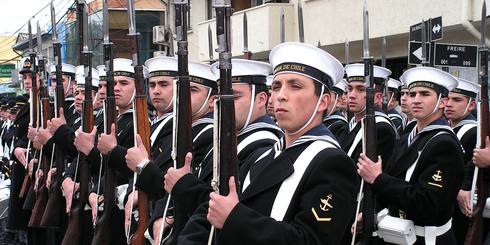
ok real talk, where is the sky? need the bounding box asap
[0,0,96,36]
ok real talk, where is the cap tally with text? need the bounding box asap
[400,67,458,96]
[453,78,480,99]
[269,42,344,89]
[188,61,217,90]
[144,56,178,78]
[211,59,272,85]
[345,63,391,86]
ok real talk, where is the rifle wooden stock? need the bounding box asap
[39,41,66,229]
[62,48,94,245]
[464,32,489,245]
[28,82,52,228]
[91,42,117,245]
[360,57,376,244]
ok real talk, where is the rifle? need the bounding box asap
[351,1,376,244]
[126,0,151,244]
[91,0,117,243]
[208,1,239,244]
[61,3,93,244]
[465,1,489,244]
[28,57,52,228]
[40,0,69,229]
[155,1,193,244]
[242,12,251,60]
[20,20,39,199]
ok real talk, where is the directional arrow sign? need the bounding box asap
[408,41,431,65]
[434,43,477,67]
[409,16,443,42]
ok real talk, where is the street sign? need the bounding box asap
[409,16,443,42]
[434,43,478,68]
[408,41,431,65]
[0,64,15,78]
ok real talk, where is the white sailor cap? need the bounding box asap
[270,42,343,89]
[345,63,391,87]
[144,56,178,78]
[113,58,135,78]
[332,79,348,95]
[210,59,272,85]
[49,63,76,77]
[97,65,107,81]
[75,65,100,89]
[19,56,33,74]
[453,78,480,98]
[400,67,458,97]
[387,78,402,91]
[188,61,217,90]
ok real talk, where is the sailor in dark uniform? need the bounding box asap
[148,59,283,243]
[386,78,405,135]
[9,58,36,241]
[358,66,464,245]
[73,58,138,244]
[323,78,348,139]
[125,59,217,242]
[339,63,398,164]
[179,42,359,245]
[401,81,417,136]
[444,78,479,244]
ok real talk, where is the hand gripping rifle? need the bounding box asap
[351,1,377,244]
[465,1,489,244]
[126,0,151,244]
[91,0,117,244]
[207,1,239,244]
[156,1,193,244]
[39,0,70,229]
[61,2,93,244]
[27,56,52,228]
[20,20,39,199]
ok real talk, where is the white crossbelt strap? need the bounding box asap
[414,219,452,245]
[150,115,173,146]
[237,131,279,155]
[456,123,477,140]
[193,124,213,143]
[347,116,391,157]
[242,149,272,192]
[405,131,449,181]
[270,141,335,221]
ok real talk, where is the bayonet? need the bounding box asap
[103,0,110,43]
[280,8,285,43]
[208,24,214,63]
[50,0,57,43]
[381,37,386,67]
[28,20,33,52]
[345,39,349,65]
[243,12,251,59]
[297,1,304,43]
[36,22,42,56]
[421,19,428,66]
[362,1,370,58]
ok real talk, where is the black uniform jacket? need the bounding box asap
[339,110,398,165]
[169,116,283,225]
[7,102,30,230]
[451,114,477,191]
[373,118,464,243]
[179,124,359,245]
[387,108,405,136]
[323,110,347,140]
